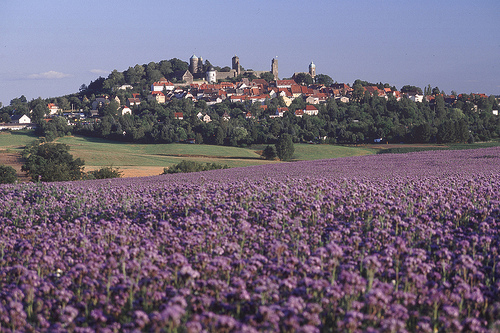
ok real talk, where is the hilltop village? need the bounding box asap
[1,55,499,145]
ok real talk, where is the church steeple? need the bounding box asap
[309,61,316,78]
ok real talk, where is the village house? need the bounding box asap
[151,78,175,92]
[303,105,319,116]
[121,106,132,116]
[47,103,60,115]
[127,94,141,107]
[270,107,288,118]
[148,91,166,104]
[92,96,110,110]
[11,114,31,124]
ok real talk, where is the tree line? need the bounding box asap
[71,93,498,146]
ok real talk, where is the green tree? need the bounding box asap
[315,74,333,86]
[275,133,294,161]
[294,73,313,85]
[412,123,434,143]
[400,85,423,95]
[169,58,189,72]
[30,98,49,124]
[124,66,141,84]
[22,141,85,182]
[87,166,122,179]
[260,72,275,82]
[158,60,173,78]
[0,165,17,184]
[103,70,125,91]
[215,126,226,145]
[262,145,277,160]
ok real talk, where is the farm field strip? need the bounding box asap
[0,147,499,331]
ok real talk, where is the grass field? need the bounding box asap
[292,143,375,160]
[0,130,39,152]
[6,130,496,179]
[53,137,376,176]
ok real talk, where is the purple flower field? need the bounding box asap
[1,147,499,332]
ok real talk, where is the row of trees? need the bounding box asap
[68,92,499,147]
[2,91,499,148]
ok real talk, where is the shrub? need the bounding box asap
[86,166,123,180]
[163,160,229,174]
[262,145,277,160]
[0,165,17,184]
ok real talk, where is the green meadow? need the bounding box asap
[0,130,39,152]
[0,131,377,177]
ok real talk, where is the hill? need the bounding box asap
[1,57,499,149]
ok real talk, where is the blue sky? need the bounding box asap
[1,0,499,106]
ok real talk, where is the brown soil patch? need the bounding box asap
[85,166,165,178]
[118,167,165,178]
[0,152,30,182]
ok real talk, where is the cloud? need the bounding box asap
[28,71,71,79]
[90,69,109,75]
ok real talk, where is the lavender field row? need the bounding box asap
[1,148,499,332]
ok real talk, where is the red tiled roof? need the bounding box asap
[276,79,297,86]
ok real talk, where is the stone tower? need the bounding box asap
[232,56,241,76]
[190,55,200,74]
[309,61,316,79]
[271,58,278,80]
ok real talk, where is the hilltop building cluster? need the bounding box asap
[186,55,279,84]
[1,54,498,132]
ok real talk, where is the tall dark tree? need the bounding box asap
[275,133,294,161]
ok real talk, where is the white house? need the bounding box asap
[151,79,175,92]
[11,114,31,124]
[408,93,424,103]
[117,84,133,90]
[121,106,132,116]
[47,103,60,115]
[303,105,319,116]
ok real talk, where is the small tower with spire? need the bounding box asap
[309,61,316,79]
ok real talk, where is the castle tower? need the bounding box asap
[198,56,204,73]
[190,54,200,74]
[309,61,316,79]
[271,57,278,80]
[206,66,217,84]
[232,56,241,75]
